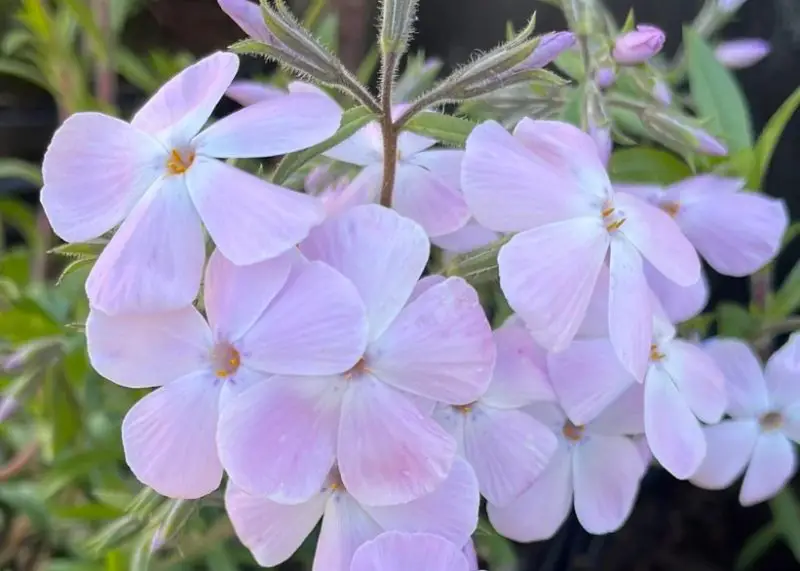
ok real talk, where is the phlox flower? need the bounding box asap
[548,300,726,479]
[462,118,701,380]
[42,52,342,314]
[350,532,478,571]
[434,318,559,506]
[691,335,800,505]
[616,176,788,277]
[643,262,710,323]
[487,383,648,540]
[86,251,367,499]
[431,219,500,255]
[218,205,496,507]
[225,459,479,570]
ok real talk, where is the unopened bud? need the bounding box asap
[613,25,666,65]
[652,78,672,105]
[714,39,770,69]
[641,107,728,156]
[218,0,280,45]
[380,0,420,56]
[519,31,576,69]
[595,67,616,88]
[717,0,749,14]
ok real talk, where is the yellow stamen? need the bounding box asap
[455,403,474,414]
[601,206,615,218]
[166,148,196,175]
[344,357,370,380]
[649,343,665,362]
[562,420,584,442]
[661,201,680,217]
[606,219,627,231]
[211,343,241,378]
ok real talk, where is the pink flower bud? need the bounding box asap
[613,25,666,65]
[652,78,672,105]
[718,0,749,14]
[715,39,771,69]
[595,67,616,88]
[523,31,576,69]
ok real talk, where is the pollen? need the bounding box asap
[562,420,584,442]
[211,342,241,378]
[606,219,627,231]
[759,411,783,431]
[649,343,665,362]
[661,201,680,217]
[343,357,370,380]
[166,148,196,175]
[455,403,474,414]
[602,203,627,232]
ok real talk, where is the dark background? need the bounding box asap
[1,0,799,569]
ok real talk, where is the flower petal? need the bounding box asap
[644,261,709,323]
[705,338,769,417]
[301,204,429,342]
[644,367,705,479]
[572,435,644,534]
[131,52,239,145]
[367,277,495,405]
[487,445,573,542]
[363,457,479,545]
[86,178,205,314]
[609,237,652,381]
[498,219,609,352]
[204,249,293,342]
[432,219,500,254]
[589,382,646,436]
[324,122,383,166]
[226,80,285,106]
[314,493,382,571]
[242,261,368,375]
[86,307,211,388]
[187,157,325,265]
[351,532,470,571]
[194,91,342,158]
[462,121,593,233]
[765,333,800,409]
[740,433,798,506]
[225,483,326,567]
[616,192,700,287]
[218,0,272,42]
[690,419,759,489]
[392,163,471,237]
[122,371,222,498]
[41,113,164,242]
[338,375,456,506]
[663,339,726,424]
[463,405,558,506]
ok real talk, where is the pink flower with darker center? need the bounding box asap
[42,52,342,315]
[86,250,368,499]
[350,532,477,571]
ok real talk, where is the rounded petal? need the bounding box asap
[338,375,456,506]
[498,219,609,352]
[487,445,573,542]
[300,204,430,342]
[225,483,326,567]
[396,130,437,157]
[663,339,726,424]
[704,338,769,417]
[740,433,798,506]
[644,260,709,323]
[392,163,471,237]
[204,249,293,342]
[589,382,646,436]
[765,333,800,409]
[194,91,342,158]
[218,0,272,42]
[367,277,495,405]
[547,338,637,426]
[351,532,470,571]
[86,179,205,315]
[463,405,558,506]
[573,435,644,534]
[616,192,700,287]
[363,458,479,545]
[226,80,285,106]
[86,307,211,388]
[314,492,382,571]
[644,368,706,479]
[186,157,325,265]
[432,219,500,255]
[132,52,239,145]
[218,375,343,503]
[242,261,368,375]
[122,371,222,498]
[324,122,383,166]
[41,113,164,242]
[462,121,594,233]
[690,419,759,489]
[609,237,652,381]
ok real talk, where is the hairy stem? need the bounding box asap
[379,51,398,207]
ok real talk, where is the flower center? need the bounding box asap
[660,201,680,217]
[649,343,666,362]
[455,403,475,414]
[210,342,241,378]
[562,420,585,441]
[343,357,370,380]
[166,148,196,175]
[602,203,627,232]
[759,411,783,431]
[326,469,345,492]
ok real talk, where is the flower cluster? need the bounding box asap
[36,0,797,568]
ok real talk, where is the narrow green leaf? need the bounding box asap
[48,371,83,455]
[769,260,800,320]
[404,112,477,147]
[61,0,107,62]
[356,44,379,84]
[272,106,376,185]
[0,199,39,248]
[609,147,692,185]
[770,488,800,561]
[717,302,760,338]
[750,86,800,188]
[685,27,753,153]
[57,257,94,286]
[50,239,107,258]
[0,57,49,90]
[621,9,636,33]
[0,158,42,186]
[736,523,779,570]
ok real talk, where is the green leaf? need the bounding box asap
[56,257,95,286]
[356,44,379,85]
[769,260,800,320]
[0,57,49,90]
[0,199,40,248]
[553,49,584,80]
[61,0,107,63]
[685,27,753,153]
[621,9,636,33]
[272,106,377,185]
[609,148,692,184]
[717,302,760,338]
[736,523,779,570]
[47,370,83,455]
[0,158,42,186]
[404,112,477,147]
[560,86,583,127]
[750,86,800,188]
[770,488,800,561]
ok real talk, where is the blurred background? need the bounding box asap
[0,0,799,569]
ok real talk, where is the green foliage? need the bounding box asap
[609,147,692,185]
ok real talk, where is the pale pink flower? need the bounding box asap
[350,532,475,571]
[434,319,559,506]
[643,261,710,323]
[616,176,788,276]
[548,306,726,479]
[613,25,666,65]
[86,251,367,499]
[487,385,647,540]
[218,205,496,506]
[462,119,700,380]
[226,460,479,570]
[691,335,800,505]
[42,52,341,314]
